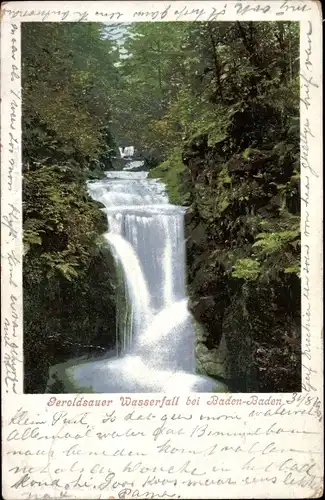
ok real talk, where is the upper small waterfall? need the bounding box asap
[119,146,135,158]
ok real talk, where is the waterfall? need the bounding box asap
[104,232,151,346]
[76,164,219,392]
[119,146,135,158]
[88,169,194,370]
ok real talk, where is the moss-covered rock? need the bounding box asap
[148,148,189,205]
[182,106,301,392]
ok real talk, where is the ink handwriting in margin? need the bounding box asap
[7,24,20,193]
[0,1,314,24]
[300,20,319,118]
[276,1,312,16]
[300,19,319,394]
[2,24,22,394]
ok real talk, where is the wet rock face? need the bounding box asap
[183,125,301,393]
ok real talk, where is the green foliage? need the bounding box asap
[231,224,300,281]
[242,148,260,160]
[22,23,118,393]
[149,149,188,205]
[253,229,300,253]
[111,22,189,155]
[22,22,118,169]
[23,165,107,283]
[232,258,261,281]
[113,21,299,163]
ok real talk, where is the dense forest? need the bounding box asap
[22,21,301,394]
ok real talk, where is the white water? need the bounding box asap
[76,162,219,392]
[104,232,152,337]
[124,160,144,171]
[119,146,135,158]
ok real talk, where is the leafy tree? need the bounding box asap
[22,22,119,169]
[22,23,118,393]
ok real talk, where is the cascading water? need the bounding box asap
[119,146,135,158]
[65,163,219,392]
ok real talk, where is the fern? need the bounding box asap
[253,229,300,254]
[232,258,261,281]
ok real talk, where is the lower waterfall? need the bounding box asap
[62,167,220,392]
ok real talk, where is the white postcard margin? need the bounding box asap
[1,1,323,499]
